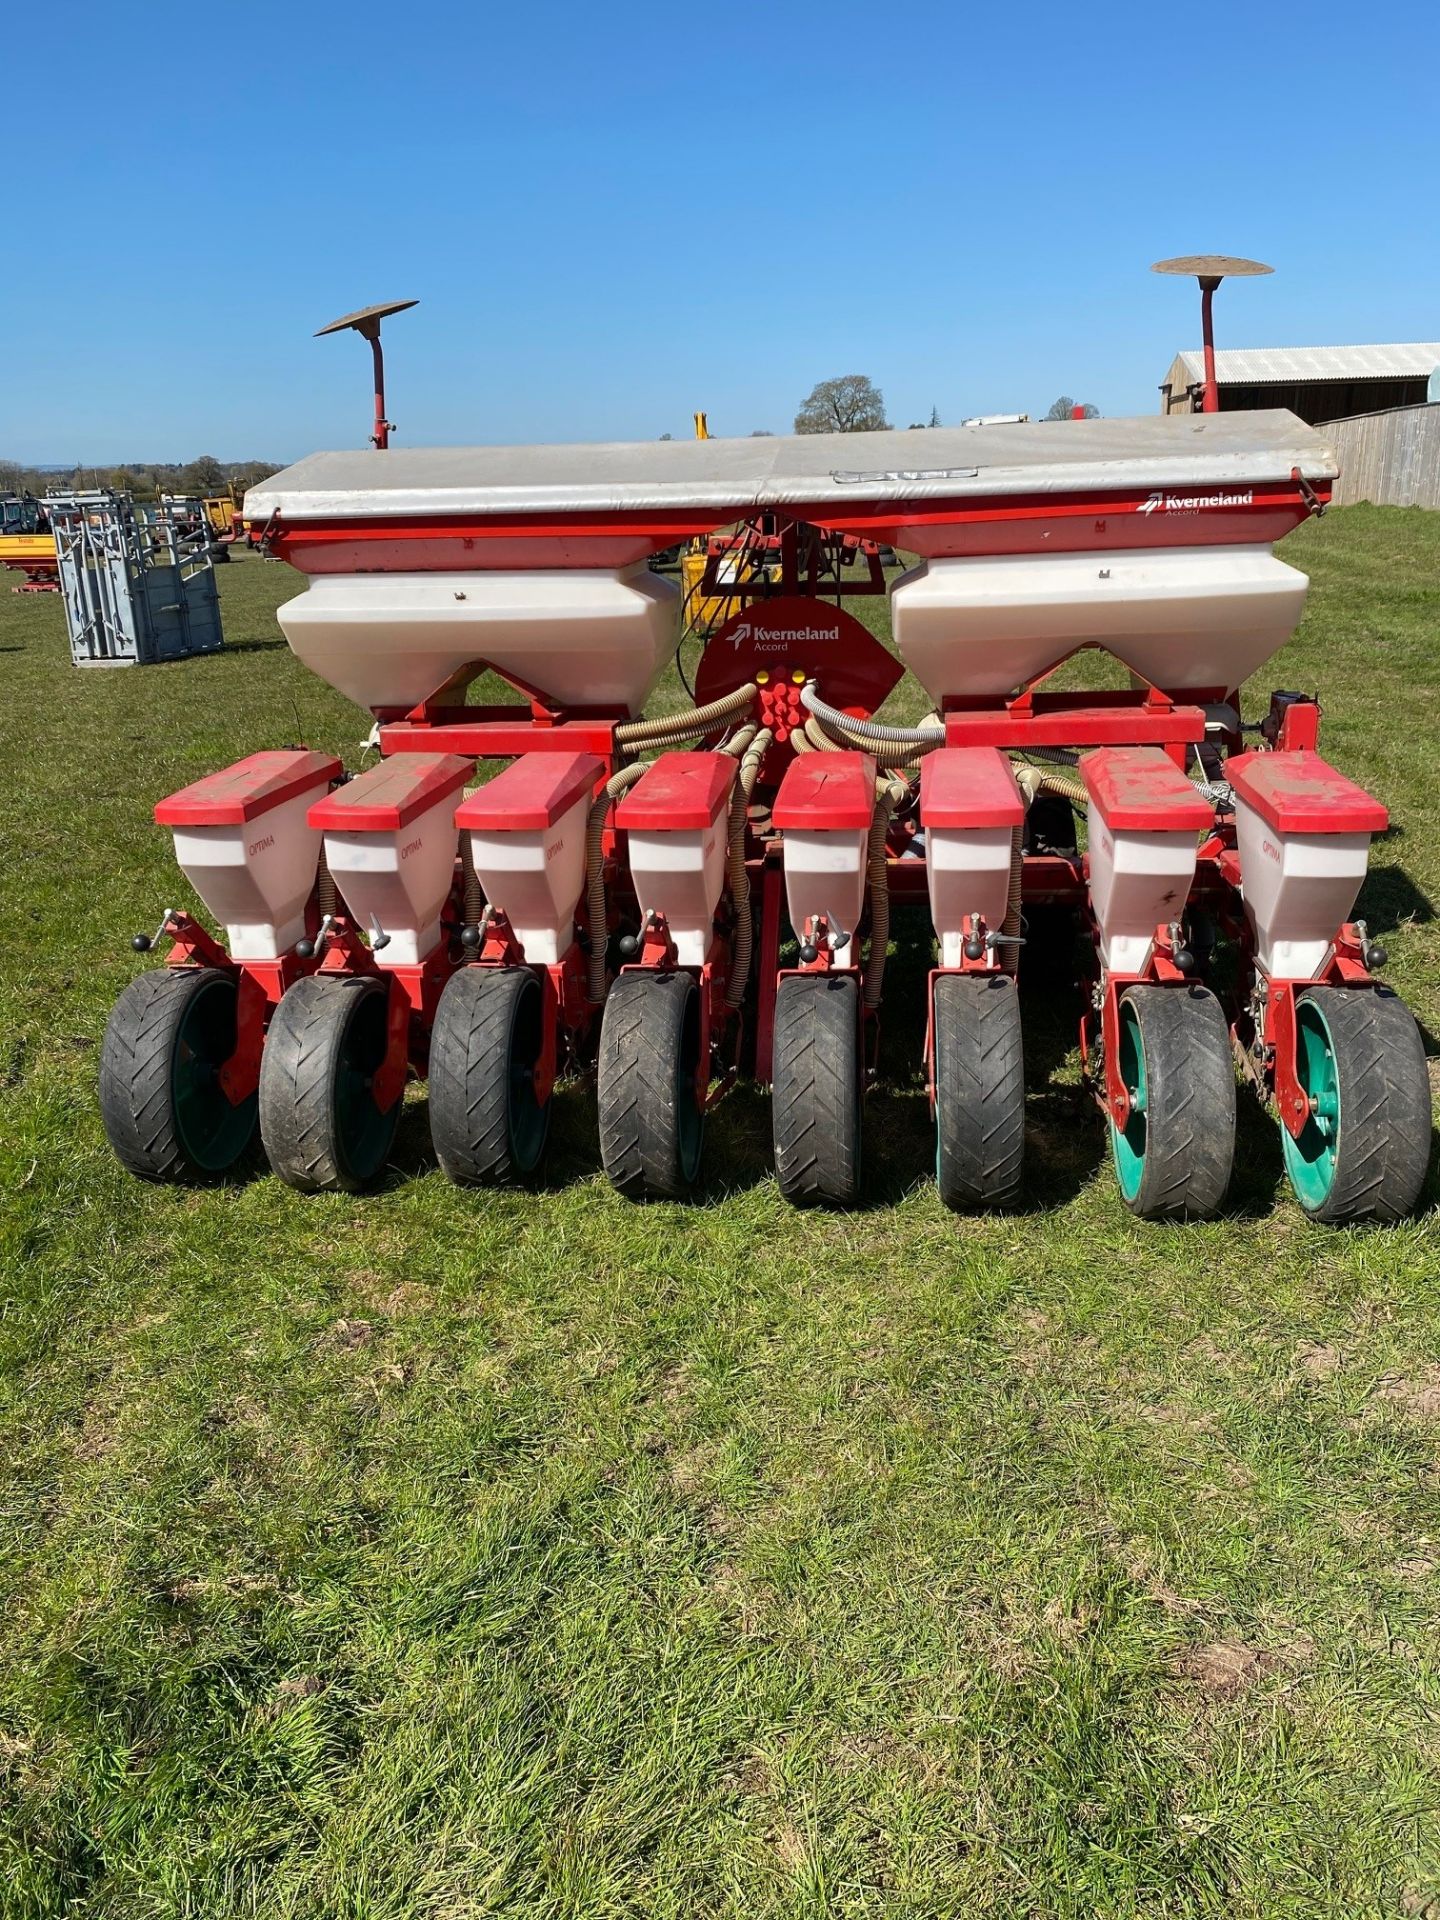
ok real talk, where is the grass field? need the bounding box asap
[2,508,1439,1918]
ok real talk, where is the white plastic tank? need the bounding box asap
[1227,751,1387,980]
[155,749,340,961]
[457,752,603,964]
[617,754,736,967]
[771,753,876,945]
[277,565,680,718]
[1080,749,1214,975]
[919,748,1026,968]
[310,754,473,965]
[890,546,1311,701]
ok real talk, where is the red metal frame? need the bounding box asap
[617,912,740,1112]
[160,909,318,1105]
[944,653,1209,760]
[923,908,1012,1110]
[460,906,594,1107]
[264,477,1330,576]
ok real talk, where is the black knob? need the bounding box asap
[962,934,986,962]
[1174,946,1195,974]
[617,933,639,958]
[460,924,481,951]
[1367,942,1388,970]
[296,938,316,959]
[132,934,152,953]
[799,941,818,964]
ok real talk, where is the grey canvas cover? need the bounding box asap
[247,411,1338,523]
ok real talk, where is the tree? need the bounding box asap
[1045,396,1099,421]
[794,375,889,435]
[184,453,226,492]
[227,460,281,493]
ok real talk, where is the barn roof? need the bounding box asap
[1170,343,1440,387]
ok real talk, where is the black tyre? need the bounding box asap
[258,974,399,1193]
[100,967,255,1180]
[597,971,705,1200]
[933,972,1025,1211]
[772,973,862,1207]
[1282,986,1431,1222]
[1109,984,1235,1220]
[429,966,549,1186]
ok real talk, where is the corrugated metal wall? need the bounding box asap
[1328,404,1440,508]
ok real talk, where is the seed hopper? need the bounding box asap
[101,412,1431,1219]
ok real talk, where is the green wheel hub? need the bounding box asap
[1109,995,1149,1202]
[1282,997,1342,1212]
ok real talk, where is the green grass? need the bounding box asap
[1,510,1438,1918]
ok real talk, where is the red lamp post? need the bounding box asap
[314,299,419,449]
[1152,256,1272,413]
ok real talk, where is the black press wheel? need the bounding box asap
[258,974,400,1193]
[1109,983,1235,1220]
[100,966,255,1180]
[933,972,1025,1211]
[772,972,862,1207]
[1282,986,1431,1222]
[598,970,705,1200]
[429,966,550,1186]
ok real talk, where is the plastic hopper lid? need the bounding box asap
[309,753,473,832]
[155,749,341,827]
[772,752,877,830]
[1225,751,1388,835]
[457,752,605,832]
[616,753,737,831]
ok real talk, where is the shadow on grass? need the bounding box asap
[1359,861,1434,936]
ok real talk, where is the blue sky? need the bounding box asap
[5,0,1436,462]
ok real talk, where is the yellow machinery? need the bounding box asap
[0,497,58,590]
[679,412,780,635]
[201,496,232,540]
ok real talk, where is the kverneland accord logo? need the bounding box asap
[1137,488,1254,515]
[728,619,841,650]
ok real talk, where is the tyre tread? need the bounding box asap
[1117,985,1235,1220]
[772,974,862,1207]
[429,967,547,1185]
[1293,987,1431,1222]
[597,972,702,1200]
[934,973,1025,1210]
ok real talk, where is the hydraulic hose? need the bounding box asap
[585,760,651,1002]
[863,774,910,1010]
[800,681,945,749]
[1015,764,1088,813]
[614,682,757,748]
[460,836,482,929]
[724,727,773,1009]
[720,721,759,758]
[1001,827,1024,964]
[802,713,938,772]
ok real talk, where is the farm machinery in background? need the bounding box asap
[0,493,59,590]
[98,410,1432,1221]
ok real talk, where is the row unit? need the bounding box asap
[153,741,1386,988]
